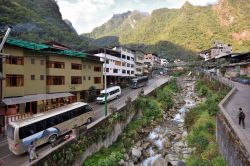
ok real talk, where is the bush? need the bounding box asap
[211,156,227,166]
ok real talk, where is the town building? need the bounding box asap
[0,38,103,133]
[88,47,136,87]
[199,41,232,61]
[144,53,161,69]
[134,50,144,76]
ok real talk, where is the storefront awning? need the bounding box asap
[2,93,74,105]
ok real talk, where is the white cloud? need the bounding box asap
[57,0,219,34]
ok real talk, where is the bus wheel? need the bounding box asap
[49,134,57,143]
[87,117,92,124]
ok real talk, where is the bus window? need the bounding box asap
[85,105,93,112]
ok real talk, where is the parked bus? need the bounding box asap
[130,76,148,89]
[7,102,94,155]
[96,86,121,104]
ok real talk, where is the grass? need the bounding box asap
[185,75,229,166]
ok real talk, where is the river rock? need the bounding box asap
[142,142,150,150]
[164,140,171,148]
[124,154,129,161]
[132,147,142,158]
[119,159,125,165]
[153,156,167,166]
[177,161,186,166]
[174,141,185,148]
[182,131,188,138]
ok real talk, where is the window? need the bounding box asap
[6,75,24,87]
[131,71,134,74]
[46,61,65,69]
[113,69,118,73]
[94,66,101,72]
[6,56,23,65]
[115,61,121,66]
[71,63,82,70]
[127,56,130,60]
[122,70,126,74]
[88,76,91,80]
[122,54,126,59]
[127,63,130,67]
[122,62,126,66]
[88,65,91,69]
[40,75,44,80]
[40,60,44,65]
[106,68,109,72]
[83,76,86,80]
[31,58,35,64]
[71,76,82,84]
[127,70,130,74]
[131,64,134,68]
[94,77,101,84]
[31,75,35,80]
[47,76,65,85]
[131,57,134,61]
[106,59,109,64]
[83,65,86,69]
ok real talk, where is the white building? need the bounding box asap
[161,58,169,66]
[89,47,135,86]
[135,50,144,76]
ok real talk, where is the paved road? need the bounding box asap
[0,76,168,166]
[223,81,250,154]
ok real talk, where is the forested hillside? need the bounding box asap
[84,0,250,60]
[0,0,89,50]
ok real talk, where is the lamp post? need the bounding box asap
[104,48,108,116]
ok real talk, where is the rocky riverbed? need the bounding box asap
[119,77,204,166]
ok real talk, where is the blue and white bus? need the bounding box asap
[7,102,94,155]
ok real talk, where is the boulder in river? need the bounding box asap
[132,147,142,158]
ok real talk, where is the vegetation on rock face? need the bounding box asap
[184,74,230,166]
[0,0,89,50]
[84,0,250,60]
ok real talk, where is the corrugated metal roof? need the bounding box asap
[6,37,86,58]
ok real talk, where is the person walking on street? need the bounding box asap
[28,141,38,162]
[238,108,245,129]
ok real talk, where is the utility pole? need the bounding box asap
[104,48,107,116]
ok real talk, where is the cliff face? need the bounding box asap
[0,0,89,50]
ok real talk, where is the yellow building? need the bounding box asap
[0,38,103,133]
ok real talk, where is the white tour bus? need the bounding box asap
[7,102,94,155]
[96,86,121,104]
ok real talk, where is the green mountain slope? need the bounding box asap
[0,0,89,50]
[83,0,250,59]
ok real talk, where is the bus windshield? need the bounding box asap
[99,93,107,97]
[131,81,137,86]
[7,125,15,140]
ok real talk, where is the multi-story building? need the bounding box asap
[0,38,103,133]
[144,53,161,69]
[199,42,232,61]
[135,50,144,76]
[88,47,135,86]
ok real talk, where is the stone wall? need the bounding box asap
[217,88,250,166]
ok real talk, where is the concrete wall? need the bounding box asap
[217,88,250,166]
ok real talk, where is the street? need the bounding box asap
[0,76,168,166]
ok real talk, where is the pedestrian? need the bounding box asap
[238,108,245,129]
[28,141,38,162]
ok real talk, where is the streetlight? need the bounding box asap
[104,48,108,116]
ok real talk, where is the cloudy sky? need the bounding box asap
[57,0,218,34]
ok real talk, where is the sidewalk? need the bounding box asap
[223,80,250,153]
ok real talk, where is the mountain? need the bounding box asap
[83,0,250,60]
[0,0,89,50]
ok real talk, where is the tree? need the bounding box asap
[87,86,97,102]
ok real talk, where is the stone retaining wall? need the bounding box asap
[217,88,250,166]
